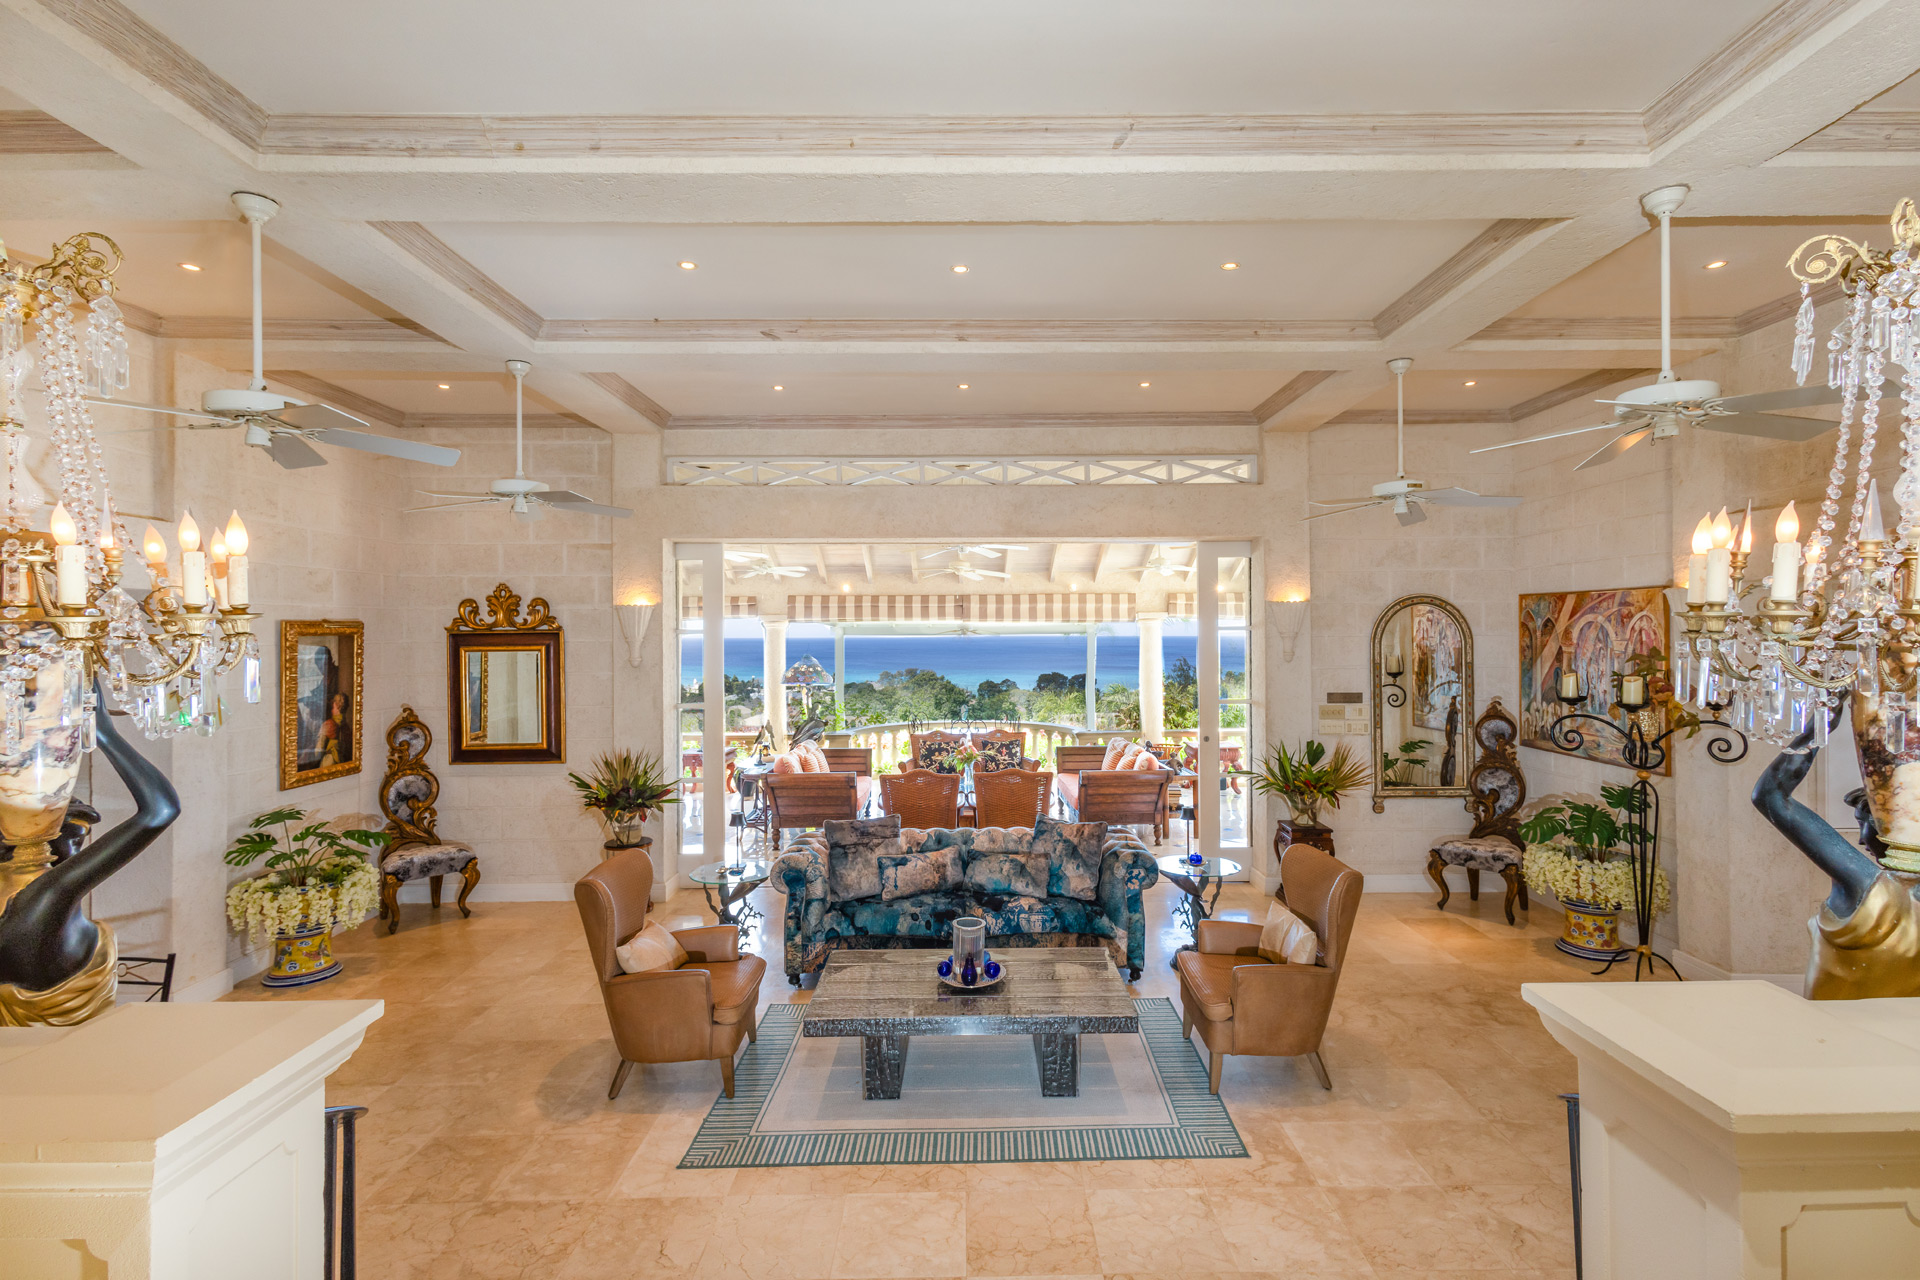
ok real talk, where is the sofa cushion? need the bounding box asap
[878,847,965,901]
[967,825,1034,854]
[1033,813,1108,902]
[972,894,1117,940]
[838,892,1116,942]
[825,814,904,902]
[965,850,1049,898]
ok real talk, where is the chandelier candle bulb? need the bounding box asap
[1687,515,1713,604]
[1705,508,1735,604]
[223,512,249,608]
[47,503,84,606]
[176,511,205,607]
[1772,502,1802,601]
[141,524,166,573]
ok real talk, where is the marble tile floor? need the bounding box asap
[224,872,1638,1278]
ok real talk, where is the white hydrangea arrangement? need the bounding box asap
[224,807,388,944]
[1518,785,1671,916]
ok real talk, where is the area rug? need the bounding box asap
[679,997,1246,1167]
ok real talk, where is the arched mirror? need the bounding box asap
[1370,594,1473,812]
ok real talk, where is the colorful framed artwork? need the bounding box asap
[1517,588,1670,773]
[1411,602,1465,732]
[280,619,364,790]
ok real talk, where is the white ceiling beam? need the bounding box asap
[1092,543,1113,584]
[908,547,923,583]
[816,545,829,582]
[1048,543,1063,584]
[861,545,873,584]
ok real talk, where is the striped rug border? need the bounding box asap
[678,996,1247,1168]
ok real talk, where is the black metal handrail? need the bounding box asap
[115,952,176,1001]
[324,1104,369,1280]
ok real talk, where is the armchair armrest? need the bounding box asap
[1098,833,1159,894]
[770,833,829,901]
[601,965,716,1061]
[671,925,741,963]
[1196,919,1265,956]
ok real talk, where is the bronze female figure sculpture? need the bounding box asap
[1752,707,1919,1000]
[0,697,179,1023]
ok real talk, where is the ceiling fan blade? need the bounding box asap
[1301,502,1380,522]
[918,548,955,560]
[264,434,328,470]
[1396,502,1428,527]
[976,568,1012,578]
[1307,497,1377,507]
[416,490,499,499]
[309,426,462,466]
[1714,379,1898,415]
[1574,426,1653,471]
[407,499,499,513]
[266,402,369,433]
[539,490,634,518]
[1694,412,1834,443]
[1419,487,1523,507]
[1469,416,1638,455]
[83,397,228,423]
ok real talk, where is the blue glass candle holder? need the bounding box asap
[1186,851,1205,867]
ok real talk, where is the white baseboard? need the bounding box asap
[1670,948,1806,996]
[173,949,266,1003]
[393,880,576,904]
[1360,874,1442,894]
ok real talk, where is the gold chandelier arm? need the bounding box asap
[1777,650,1859,691]
[1787,232,1875,289]
[118,635,203,688]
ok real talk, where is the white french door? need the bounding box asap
[1194,542,1255,865]
[672,543,729,873]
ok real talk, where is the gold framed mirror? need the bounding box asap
[1370,594,1473,812]
[446,583,564,764]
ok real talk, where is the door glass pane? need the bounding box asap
[1216,555,1252,851]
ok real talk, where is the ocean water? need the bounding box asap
[680,631,1246,691]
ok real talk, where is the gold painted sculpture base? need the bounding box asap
[1807,871,1920,1000]
[0,923,117,1026]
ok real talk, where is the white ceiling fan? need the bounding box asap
[412,360,632,520]
[728,553,808,580]
[920,544,1026,560]
[1308,358,1523,526]
[1133,548,1196,577]
[86,192,461,472]
[926,557,1010,581]
[1471,185,1894,471]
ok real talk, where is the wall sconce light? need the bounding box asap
[616,600,654,668]
[1271,597,1308,663]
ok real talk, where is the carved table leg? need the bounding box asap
[457,861,481,918]
[1034,1030,1081,1097]
[1426,851,1450,910]
[862,1034,908,1099]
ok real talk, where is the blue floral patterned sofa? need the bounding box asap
[769,823,1160,984]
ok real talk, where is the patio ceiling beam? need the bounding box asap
[862,545,874,584]
[909,548,923,583]
[1093,543,1114,584]
[816,545,829,582]
[1049,544,1063,584]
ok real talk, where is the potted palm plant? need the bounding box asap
[1238,738,1370,856]
[224,809,386,987]
[1519,786,1670,960]
[568,749,681,847]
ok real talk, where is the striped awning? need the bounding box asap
[788,593,1135,624]
[1166,592,1249,621]
[680,595,762,623]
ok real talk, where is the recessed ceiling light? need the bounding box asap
[437,383,451,390]
[952,264,968,274]
[1139,381,1151,388]
[178,262,201,272]
[1704,260,1728,269]
[773,384,784,391]
[1221,262,1239,271]
[679,261,697,270]
[841,583,851,593]
[1463,380,1477,387]
[957,383,969,390]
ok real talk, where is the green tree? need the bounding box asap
[972,677,1020,721]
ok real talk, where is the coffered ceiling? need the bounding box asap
[1,0,1918,438]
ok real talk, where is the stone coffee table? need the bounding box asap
[800,947,1139,1100]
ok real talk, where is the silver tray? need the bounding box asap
[936,956,1006,992]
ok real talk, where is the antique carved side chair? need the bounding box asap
[377,706,482,934]
[1427,697,1530,924]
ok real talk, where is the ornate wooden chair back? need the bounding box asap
[379,706,443,851]
[908,729,968,773]
[1464,698,1526,844]
[969,727,1027,773]
[879,769,962,829]
[972,766,1053,829]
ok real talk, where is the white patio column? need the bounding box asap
[833,625,846,712]
[1137,611,1166,741]
[1084,624,1098,730]
[763,614,789,747]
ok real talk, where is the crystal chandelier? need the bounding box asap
[0,231,258,749]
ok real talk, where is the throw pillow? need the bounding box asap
[795,742,826,773]
[1258,902,1320,965]
[771,752,800,774]
[1128,748,1165,771]
[973,737,1023,772]
[1102,738,1131,770]
[915,738,961,773]
[877,847,965,901]
[1118,741,1146,769]
[964,850,1050,899]
[1031,812,1108,902]
[825,814,904,902]
[615,921,688,974]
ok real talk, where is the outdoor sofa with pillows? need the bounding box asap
[768,813,1161,984]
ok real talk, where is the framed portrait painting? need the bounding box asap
[1517,587,1670,773]
[280,620,364,790]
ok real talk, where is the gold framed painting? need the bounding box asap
[280,619,365,790]
[1517,587,1670,774]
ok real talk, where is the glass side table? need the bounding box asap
[1156,855,1243,969]
[688,858,772,933]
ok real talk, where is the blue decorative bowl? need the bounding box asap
[1186,852,1205,866]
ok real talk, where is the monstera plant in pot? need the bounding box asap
[225,809,386,987]
[569,749,681,848]
[1519,786,1671,961]
[1238,738,1370,856]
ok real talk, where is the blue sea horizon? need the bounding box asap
[681,632,1245,691]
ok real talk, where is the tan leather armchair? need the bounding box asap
[574,846,767,1099]
[1174,843,1363,1094]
